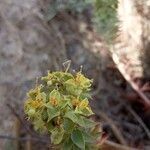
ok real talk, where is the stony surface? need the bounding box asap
[0,1,104,147]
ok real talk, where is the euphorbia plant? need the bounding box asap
[24,70,102,149]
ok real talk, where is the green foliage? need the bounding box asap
[24,70,101,149]
[47,0,118,42]
[93,0,118,42]
[71,129,85,149]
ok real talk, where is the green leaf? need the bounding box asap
[33,118,46,132]
[60,100,69,109]
[53,71,63,78]
[41,92,47,102]
[41,109,48,121]
[51,127,64,144]
[63,73,74,81]
[62,138,73,150]
[65,79,83,96]
[64,111,78,123]
[75,115,96,128]
[71,129,85,149]
[44,103,52,109]
[64,111,95,129]
[47,108,60,122]
[50,89,61,100]
[82,118,97,128]
[46,122,54,132]
[75,115,85,127]
[82,131,95,143]
[79,92,91,99]
[74,100,94,116]
[63,118,74,133]
[82,107,94,116]
[73,144,81,150]
[65,80,76,89]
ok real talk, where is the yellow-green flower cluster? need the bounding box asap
[24,71,101,150]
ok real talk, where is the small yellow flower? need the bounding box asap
[30,100,43,109]
[79,99,89,109]
[75,72,91,87]
[50,97,58,107]
[75,72,83,83]
[72,99,80,107]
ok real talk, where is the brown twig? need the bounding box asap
[126,106,150,139]
[95,110,128,145]
[26,134,32,150]
[14,118,21,150]
[141,82,150,92]
[102,140,138,150]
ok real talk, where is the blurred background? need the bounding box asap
[0,0,150,149]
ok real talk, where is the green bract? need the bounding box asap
[24,71,101,150]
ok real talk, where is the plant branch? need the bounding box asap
[126,106,150,139]
[102,140,138,150]
[96,110,128,145]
